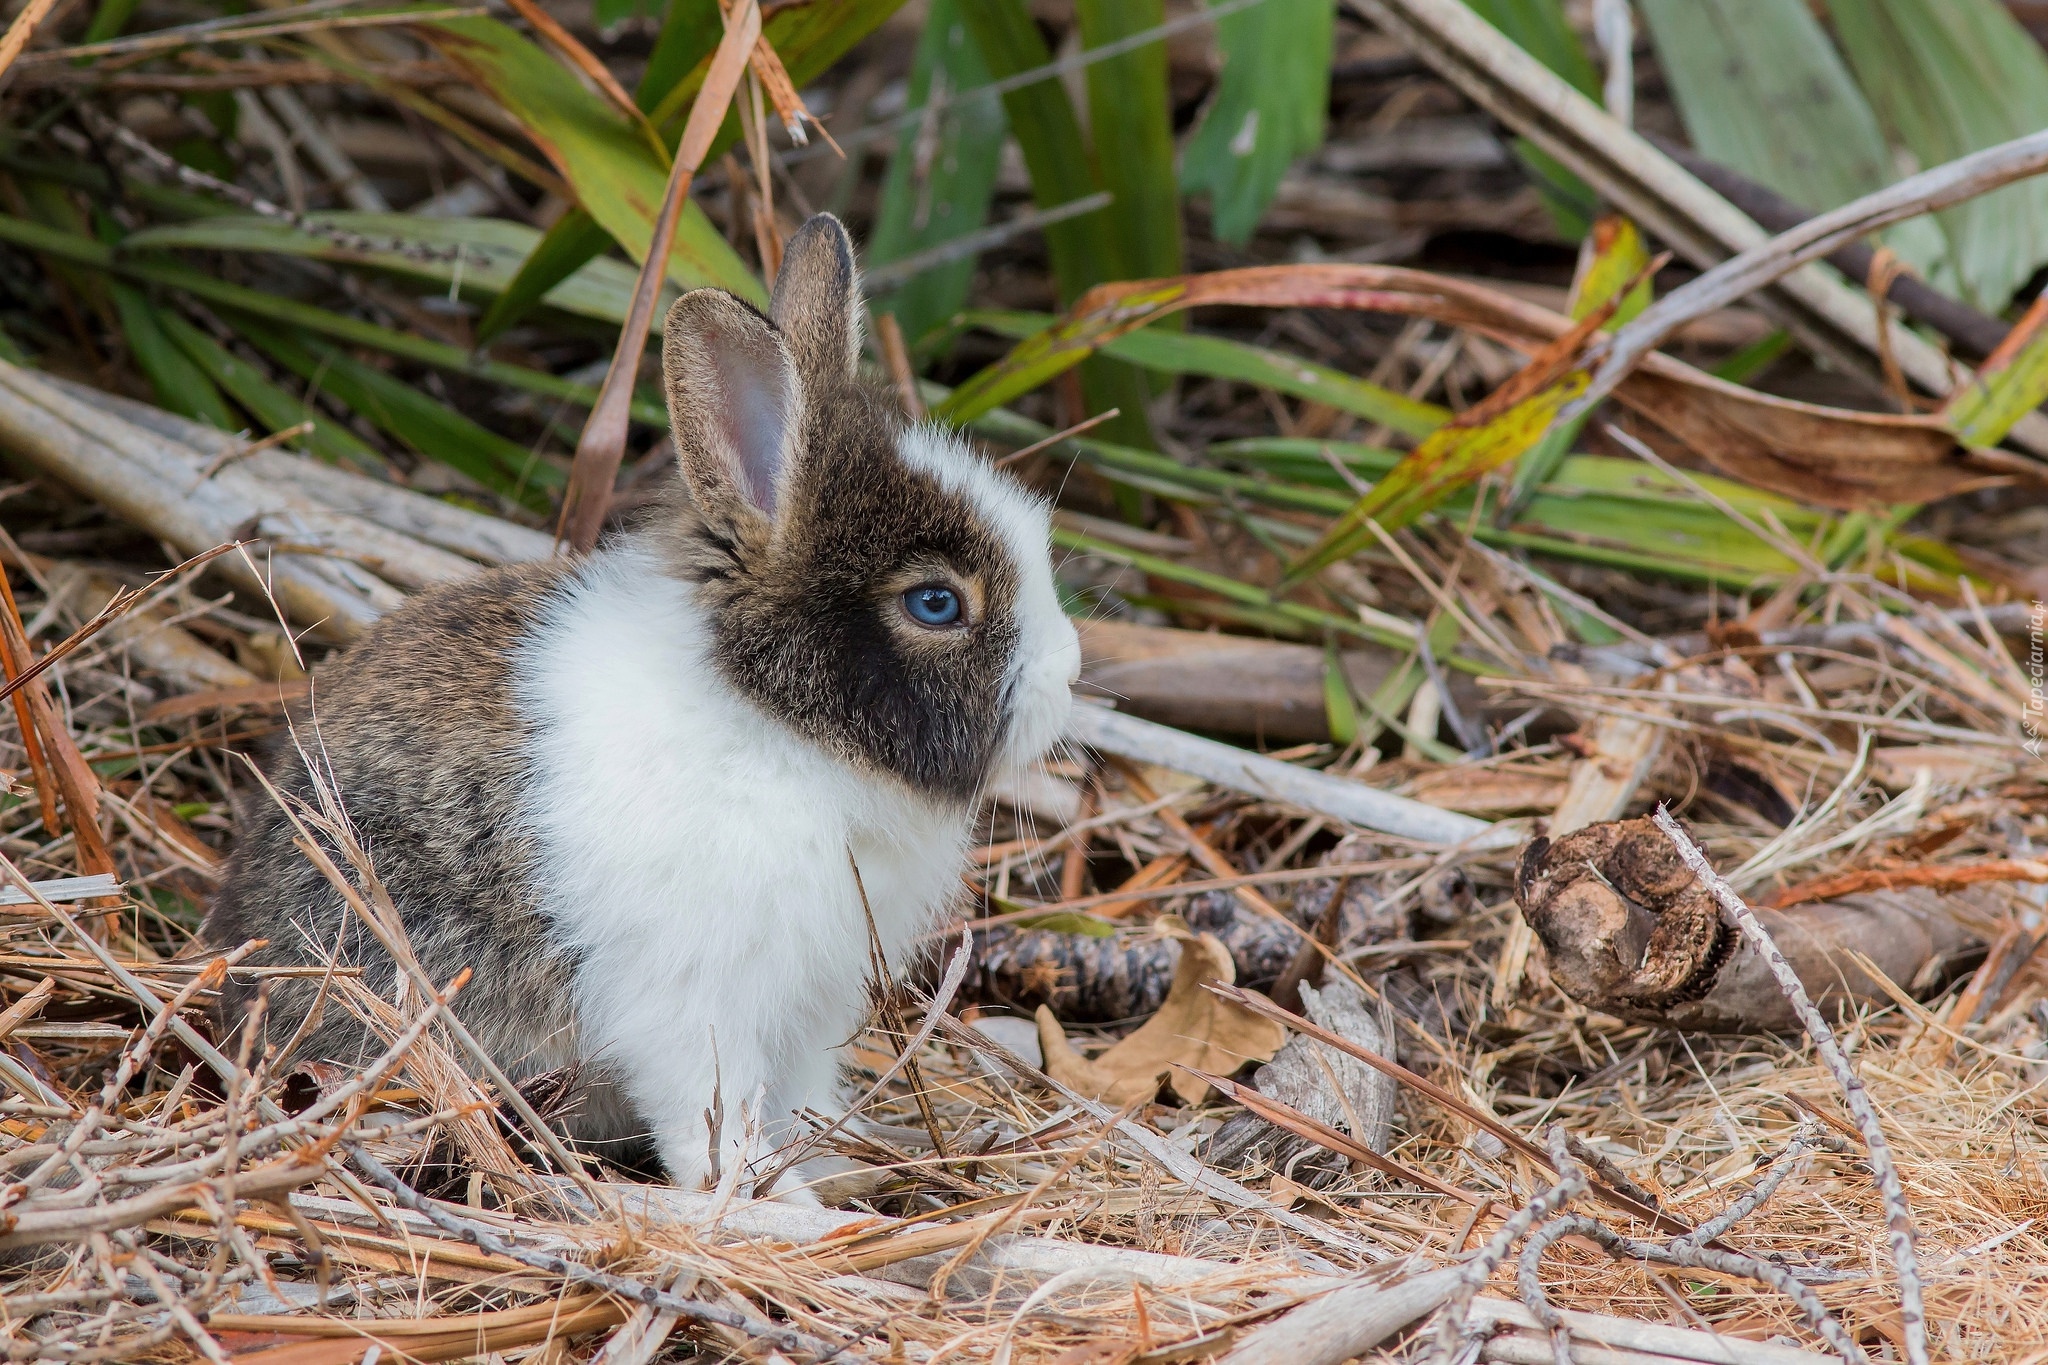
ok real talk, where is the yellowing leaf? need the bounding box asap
[1942,292,2048,448]
[1569,215,1653,329]
[1285,371,1591,582]
[1034,921,1285,1107]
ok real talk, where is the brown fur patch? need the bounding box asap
[203,561,590,1092]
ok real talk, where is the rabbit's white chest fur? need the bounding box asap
[513,544,968,1191]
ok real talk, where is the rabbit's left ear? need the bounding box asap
[771,214,862,386]
[661,289,798,524]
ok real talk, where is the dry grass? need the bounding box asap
[0,523,2041,1364]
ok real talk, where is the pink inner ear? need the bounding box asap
[709,339,793,517]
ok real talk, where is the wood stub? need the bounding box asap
[1514,816,1984,1032]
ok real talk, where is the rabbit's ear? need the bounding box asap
[771,214,861,386]
[660,289,799,521]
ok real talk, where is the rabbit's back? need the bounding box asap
[204,559,582,1078]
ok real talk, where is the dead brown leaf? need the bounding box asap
[1035,920,1287,1107]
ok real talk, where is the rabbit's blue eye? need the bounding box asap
[903,584,963,628]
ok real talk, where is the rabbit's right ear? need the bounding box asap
[660,289,799,525]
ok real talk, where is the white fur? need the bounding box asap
[512,438,1076,1197]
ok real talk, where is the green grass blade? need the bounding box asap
[80,0,141,46]
[234,319,559,511]
[638,0,722,108]
[1179,0,1332,245]
[467,0,717,343]
[1322,639,1359,745]
[157,311,385,470]
[128,212,662,334]
[0,213,673,428]
[107,284,239,431]
[958,0,1154,448]
[1943,302,2048,447]
[866,0,1008,346]
[954,0,1114,294]
[963,308,1447,435]
[1077,0,1183,281]
[1466,0,1601,92]
[1639,0,1952,287]
[423,15,762,302]
[474,209,618,343]
[1711,328,1794,383]
[1825,0,2048,311]
[1054,527,1445,658]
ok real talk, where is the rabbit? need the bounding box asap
[201,214,1081,1197]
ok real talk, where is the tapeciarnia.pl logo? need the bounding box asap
[2027,601,2046,759]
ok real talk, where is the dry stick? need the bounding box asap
[991,407,1122,468]
[1652,138,2009,360]
[0,857,375,1216]
[0,559,60,835]
[716,0,815,145]
[958,857,1423,928]
[0,0,65,80]
[24,0,361,60]
[935,1012,1388,1260]
[1566,127,2048,437]
[874,313,925,419]
[1436,1127,1586,1365]
[83,111,456,263]
[1764,859,2048,908]
[1340,0,1988,430]
[1649,806,1926,1365]
[1208,981,1694,1239]
[20,4,478,65]
[345,1148,856,1363]
[0,542,240,710]
[848,851,948,1164]
[0,554,119,909]
[925,1098,1137,1301]
[560,0,760,552]
[1184,1067,1485,1207]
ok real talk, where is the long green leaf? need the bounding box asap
[474,210,617,343]
[80,0,141,46]
[423,15,761,302]
[1078,0,1183,281]
[958,0,1153,448]
[1942,298,2048,447]
[108,284,239,431]
[0,214,671,428]
[1179,0,1332,245]
[157,311,385,469]
[1825,0,2048,312]
[962,309,1446,436]
[1638,0,1951,289]
[638,0,722,107]
[1053,527,1444,657]
[129,212,666,333]
[956,0,1115,294]
[475,0,720,344]
[475,0,909,339]
[867,0,1008,346]
[235,319,559,510]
